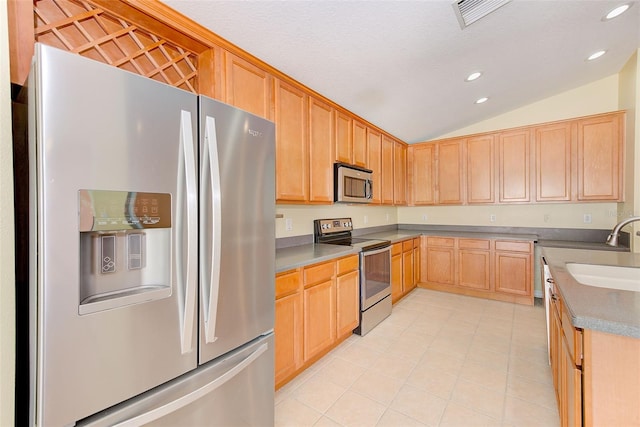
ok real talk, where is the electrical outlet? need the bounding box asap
[584,213,592,224]
[385,213,390,222]
[490,214,496,222]
[422,214,428,221]
[285,218,293,231]
[544,214,550,223]
[364,215,368,224]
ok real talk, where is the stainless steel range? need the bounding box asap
[314,218,392,336]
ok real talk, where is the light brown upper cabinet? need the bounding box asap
[367,129,383,205]
[498,129,531,203]
[335,110,353,164]
[381,135,395,205]
[308,97,336,203]
[394,141,407,205]
[223,51,272,120]
[352,120,368,168]
[466,135,495,204]
[408,144,435,205]
[274,80,308,203]
[577,113,624,201]
[535,122,573,202]
[437,139,465,204]
[274,84,334,204]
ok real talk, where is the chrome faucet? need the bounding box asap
[606,216,640,246]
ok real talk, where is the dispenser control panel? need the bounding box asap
[79,189,171,232]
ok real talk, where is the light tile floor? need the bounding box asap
[275,289,560,427]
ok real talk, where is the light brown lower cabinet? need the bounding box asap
[275,254,359,389]
[419,236,533,305]
[549,274,640,426]
[274,270,303,387]
[391,238,420,304]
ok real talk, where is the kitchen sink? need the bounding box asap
[566,263,640,292]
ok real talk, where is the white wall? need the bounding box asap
[277,204,397,237]
[433,74,620,139]
[0,0,16,424]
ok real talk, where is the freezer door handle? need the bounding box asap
[200,116,222,344]
[112,343,269,427]
[177,110,198,354]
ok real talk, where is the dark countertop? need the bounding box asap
[542,247,640,339]
[276,243,359,273]
[358,230,538,243]
[537,239,629,252]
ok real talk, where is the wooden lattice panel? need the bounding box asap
[34,0,199,93]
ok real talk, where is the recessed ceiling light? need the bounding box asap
[475,97,489,104]
[587,50,606,61]
[466,71,482,82]
[603,3,631,20]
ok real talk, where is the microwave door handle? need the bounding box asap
[177,110,197,354]
[366,179,373,199]
[201,116,222,344]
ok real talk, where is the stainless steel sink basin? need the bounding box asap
[566,263,640,292]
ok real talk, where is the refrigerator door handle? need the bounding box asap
[177,110,198,354]
[112,343,269,427]
[201,116,222,343]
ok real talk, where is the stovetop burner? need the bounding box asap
[313,218,390,251]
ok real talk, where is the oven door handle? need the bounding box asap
[361,245,391,256]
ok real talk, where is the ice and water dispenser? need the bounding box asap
[79,190,172,314]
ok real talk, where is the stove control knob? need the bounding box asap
[348,221,352,227]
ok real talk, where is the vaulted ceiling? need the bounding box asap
[165,0,640,143]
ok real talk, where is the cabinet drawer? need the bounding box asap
[413,238,420,249]
[391,243,402,256]
[337,255,359,275]
[402,240,413,252]
[495,240,531,253]
[427,236,455,247]
[561,308,583,367]
[304,261,335,286]
[459,238,490,250]
[276,270,301,299]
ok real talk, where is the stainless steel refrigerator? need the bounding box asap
[26,43,275,426]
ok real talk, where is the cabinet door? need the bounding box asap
[437,139,464,204]
[562,335,582,427]
[335,110,353,164]
[367,128,382,204]
[495,252,531,296]
[275,292,302,386]
[394,141,407,205]
[550,296,562,405]
[458,250,490,290]
[426,240,456,285]
[576,113,623,201]
[391,253,403,303]
[308,97,334,203]
[409,144,435,205]
[498,130,530,203]
[413,238,421,286]
[352,120,368,168]
[274,80,308,202]
[466,135,495,204]
[535,122,572,202]
[402,247,414,293]
[224,51,272,119]
[381,135,395,205]
[303,280,335,361]
[336,270,359,338]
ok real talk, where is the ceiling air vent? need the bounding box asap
[453,0,511,29]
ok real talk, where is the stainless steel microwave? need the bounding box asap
[334,163,373,203]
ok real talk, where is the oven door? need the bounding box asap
[360,245,391,310]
